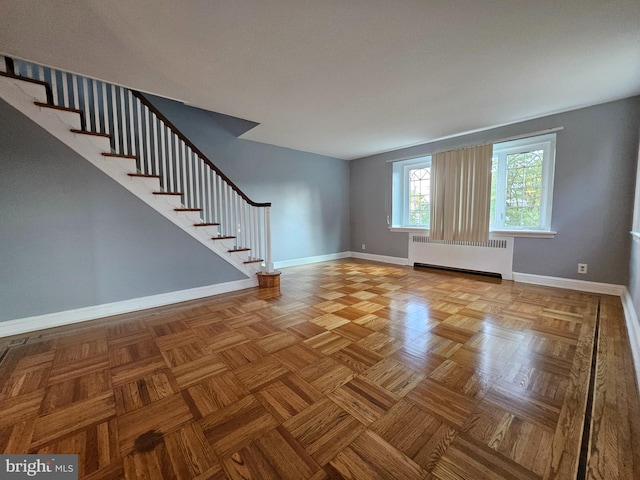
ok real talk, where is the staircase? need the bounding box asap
[0,56,273,279]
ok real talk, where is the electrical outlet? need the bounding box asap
[578,263,588,274]
[361,244,366,250]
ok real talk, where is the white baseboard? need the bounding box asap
[349,251,409,266]
[0,278,258,338]
[512,272,626,296]
[621,288,640,397]
[275,251,409,269]
[274,252,351,269]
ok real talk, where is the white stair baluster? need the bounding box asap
[144,106,153,175]
[71,74,79,110]
[127,91,137,157]
[181,140,189,203]
[197,153,203,213]
[165,127,173,192]
[110,85,120,152]
[61,73,69,110]
[135,100,145,173]
[153,114,164,190]
[36,65,44,82]
[118,86,127,154]
[176,136,183,195]
[211,171,219,226]
[82,77,92,130]
[152,112,161,179]
[205,168,212,224]
[50,70,59,106]
[188,149,195,209]
[101,83,110,135]
[92,80,100,133]
[241,202,247,253]
[224,183,231,236]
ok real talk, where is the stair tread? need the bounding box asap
[174,208,202,212]
[128,173,161,178]
[102,152,137,159]
[194,223,220,227]
[229,248,251,253]
[211,236,236,240]
[34,102,82,115]
[244,259,264,264]
[153,191,183,196]
[70,129,110,138]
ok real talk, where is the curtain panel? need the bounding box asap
[430,144,493,242]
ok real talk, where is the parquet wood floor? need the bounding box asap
[1,259,638,479]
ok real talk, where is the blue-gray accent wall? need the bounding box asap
[142,94,351,264]
[350,96,640,285]
[0,99,247,322]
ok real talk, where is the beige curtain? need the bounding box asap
[430,144,493,242]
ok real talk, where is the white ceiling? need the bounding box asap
[1,0,639,160]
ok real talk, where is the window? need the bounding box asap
[391,133,556,232]
[391,156,432,227]
[490,134,556,231]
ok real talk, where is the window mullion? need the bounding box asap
[496,152,507,229]
[403,165,410,226]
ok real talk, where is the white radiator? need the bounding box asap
[408,235,514,280]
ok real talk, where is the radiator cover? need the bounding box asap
[408,235,514,280]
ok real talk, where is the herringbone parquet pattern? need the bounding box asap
[0,260,638,479]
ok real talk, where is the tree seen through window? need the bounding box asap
[505,150,543,227]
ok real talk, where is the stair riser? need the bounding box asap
[193,226,221,237]
[154,194,184,209]
[107,157,138,171]
[127,176,161,192]
[0,77,48,103]
[175,210,204,224]
[33,105,82,130]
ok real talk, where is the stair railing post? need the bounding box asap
[264,206,274,273]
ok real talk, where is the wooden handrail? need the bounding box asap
[132,91,271,208]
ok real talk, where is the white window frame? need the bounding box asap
[391,156,432,228]
[491,133,556,232]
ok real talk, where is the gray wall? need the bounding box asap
[0,99,246,322]
[351,96,640,285]
[631,240,640,309]
[143,94,351,263]
[628,128,640,318]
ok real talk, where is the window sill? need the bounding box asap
[389,227,556,238]
[389,227,429,233]
[491,230,556,238]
